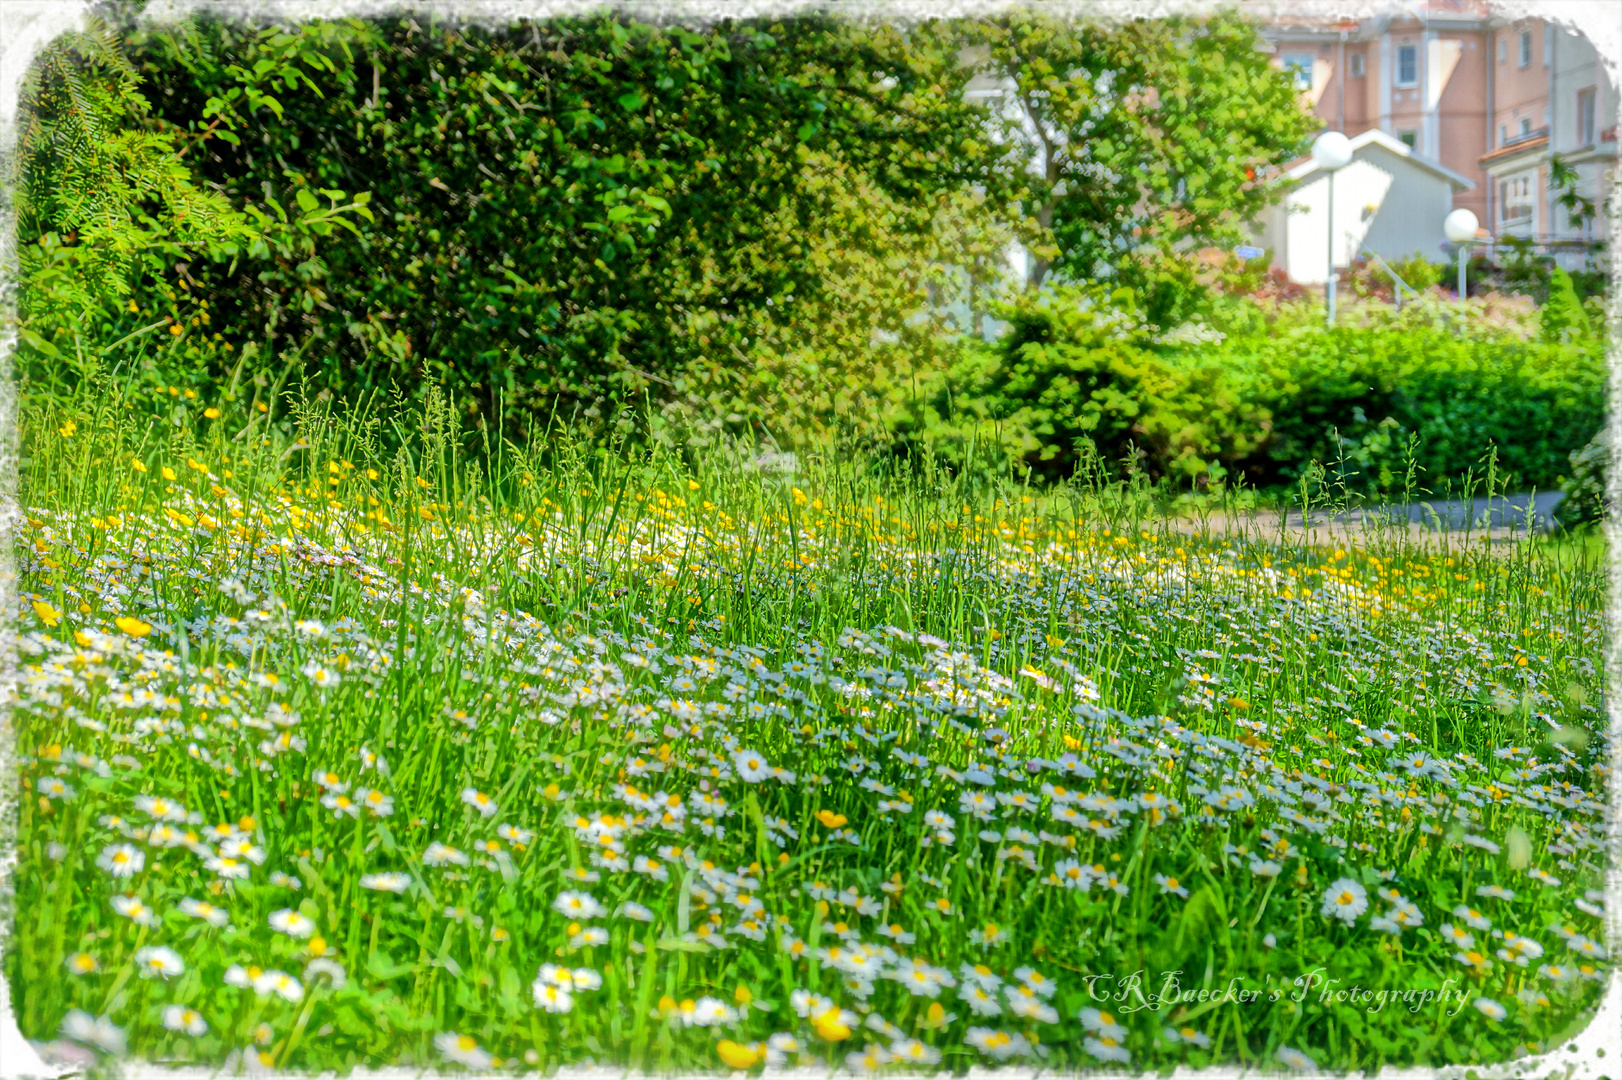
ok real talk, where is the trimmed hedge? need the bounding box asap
[893,293,1606,496]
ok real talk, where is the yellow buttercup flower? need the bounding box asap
[114,616,153,638]
[32,601,61,627]
[811,1008,851,1042]
[716,1041,762,1069]
[815,810,848,829]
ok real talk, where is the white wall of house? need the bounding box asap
[1261,133,1470,282]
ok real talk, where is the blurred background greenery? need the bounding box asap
[8,2,1610,517]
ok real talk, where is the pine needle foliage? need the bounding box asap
[11,9,256,336]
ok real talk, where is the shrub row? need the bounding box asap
[892,288,1607,497]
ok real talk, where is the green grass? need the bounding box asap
[8,385,1611,1075]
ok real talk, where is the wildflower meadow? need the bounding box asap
[5,8,1616,1074]
[7,387,1612,1075]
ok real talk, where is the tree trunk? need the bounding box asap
[1027,196,1056,290]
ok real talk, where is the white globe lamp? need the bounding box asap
[1312,131,1354,325]
[1311,131,1354,172]
[1443,209,1479,243]
[1443,209,1481,297]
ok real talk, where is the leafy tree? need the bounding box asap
[959,11,1317,291]
[663,154,1018,454]
[113,9,991,436]
[8,10,257,363]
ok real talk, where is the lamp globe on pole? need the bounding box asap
[1311,131,1354,171]
[1444,209,1479,299]
[1312,132,1354,326]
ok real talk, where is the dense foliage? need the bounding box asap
[13,4,1322,444]
[113,13,999,435]
[895,288,1607,497]
[8,15,258,348]
[965,12,1319,290]
[8,4,1607,500]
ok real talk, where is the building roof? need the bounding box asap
[1287,128,1477,189]
[1480,131,1549,168]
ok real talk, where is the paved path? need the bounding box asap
[1161,492,1568,550]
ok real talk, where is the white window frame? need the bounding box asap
[1395,44,1418,87]
[1397,130,1418,149]
[1519,116,1533,138]
[1576,87,1596,146]
[1519,30,1532,68]
[1499,171,1535,226]
[1281,54,1314,91]
[1350,53,1365,78]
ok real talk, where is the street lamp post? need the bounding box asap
[1312,132,1354,326]
[1443,209,1480,299]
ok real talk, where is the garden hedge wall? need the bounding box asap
[892,301,1607,497]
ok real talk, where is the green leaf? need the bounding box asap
[498,965,522,1016]
[654,937,711,953]
[18,327,59,358]
[295,188,320,213]
[366,950,418,980]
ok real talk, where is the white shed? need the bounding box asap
[1254,129,1476,284]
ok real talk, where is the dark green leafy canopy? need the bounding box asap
[115,9,989,433]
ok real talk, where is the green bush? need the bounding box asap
[893,292,1607,497]
[1110,252,1214,332]
[1386,253,1445,292]
[1258,327,1605,493]
[1556,428,1611,529]
[1540,267,1592,342]
[894,287,1280,487]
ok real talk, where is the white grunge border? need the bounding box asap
[0,1,1618,1078]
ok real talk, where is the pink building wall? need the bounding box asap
[1491,19,1551,147]
[1263,5,1613,245]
